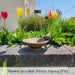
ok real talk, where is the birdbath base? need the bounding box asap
[30,47,41,51]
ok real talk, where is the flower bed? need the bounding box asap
[0,8,75,46]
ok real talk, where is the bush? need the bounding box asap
[51,18,75,46]
[18,15,46,31]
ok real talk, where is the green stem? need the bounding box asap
[4,19,5,27]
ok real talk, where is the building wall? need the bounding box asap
[25,0,35,17]
[0,0,25,31]
[28,0,35,13]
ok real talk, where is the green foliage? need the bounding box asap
[0,24,51,45]
[3,59,7,67]
[51,18,75,46]
[1,27,9,45]
[0,15,75,46]
[2,59,7,75]
[18,15,45,31]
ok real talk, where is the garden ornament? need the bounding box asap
[23,33,51,51]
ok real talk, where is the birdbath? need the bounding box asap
[23,33,51,51]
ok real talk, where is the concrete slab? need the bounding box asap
[0,45,74,55]
[0,45,75,67]
[64,45,75,53]
[43,45,73,55]
[0,45,20,55]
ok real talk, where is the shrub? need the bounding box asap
[18,15,46,31]
[51,18,75,46]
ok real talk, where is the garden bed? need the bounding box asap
[0,16,75,46]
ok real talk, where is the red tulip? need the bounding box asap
[47,10,52,18]
[1,11,8,19]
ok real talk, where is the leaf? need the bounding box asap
[0,68,1,75]
[2,59,7,75]
[3,59,7,67]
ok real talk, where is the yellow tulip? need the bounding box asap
[16,7,23,17]
[69,17,75,21]
[52,10,58,19]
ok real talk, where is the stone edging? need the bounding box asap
[0,55,75,67]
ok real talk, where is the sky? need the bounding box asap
[35,0,75,18]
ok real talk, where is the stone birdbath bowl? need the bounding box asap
[23,33,51,51]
